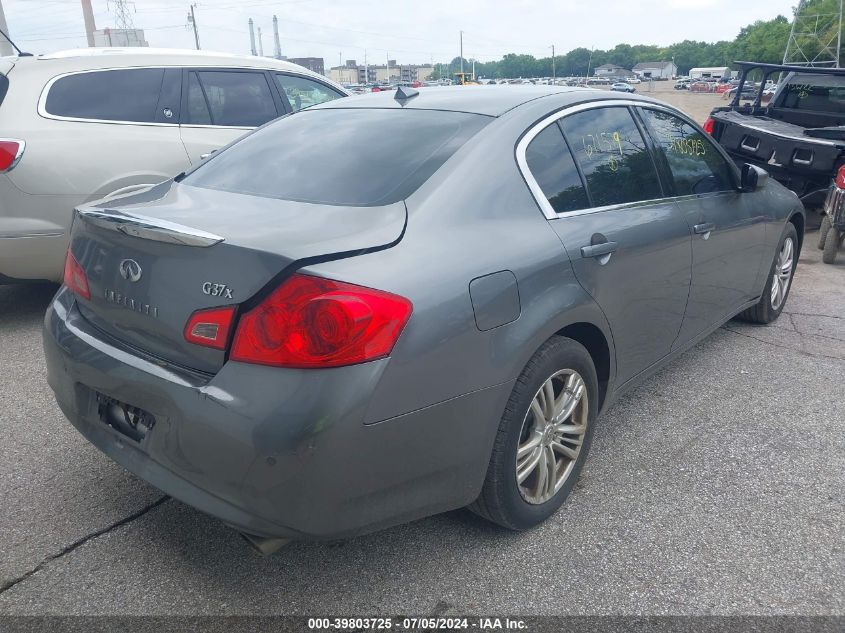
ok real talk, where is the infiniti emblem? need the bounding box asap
[119,259,142,283]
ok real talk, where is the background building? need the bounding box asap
[632,61,677,79]
[287,57,325,75]
[92,28,148,47]
[688,66,731,80]
[329,60,434,84]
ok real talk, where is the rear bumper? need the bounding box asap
[43,288,511,539]
[823,185,845,226]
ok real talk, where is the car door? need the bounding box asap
[29,67,188,200]
[179,69,285,165]
[273,73,345,112]
[636,106,767,346]
[522,105,693,385]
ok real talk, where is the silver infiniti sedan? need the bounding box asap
[43,86,804,553]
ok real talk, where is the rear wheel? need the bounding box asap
[817,215,831,250]
[469,336,598,530]
[736,223,798,324]
[822,227,840,264]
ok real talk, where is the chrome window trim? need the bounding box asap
[0,138,25,173]
[516,99,733,220]
[77,208,224,247]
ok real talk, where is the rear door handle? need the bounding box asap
[694,222,715,235]
[580,241,618,258]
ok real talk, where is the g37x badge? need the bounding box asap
[202,282,234,299]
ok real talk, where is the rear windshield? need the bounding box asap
[184,108,489,206]
[0,75,8,107]
[778,74,845,113]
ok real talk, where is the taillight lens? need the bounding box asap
[702,118,716,136]
[63,250,90,300]
[835,165,845,189]
[0,139,24,172]
[184,306,237,350]
[230,273,413,368]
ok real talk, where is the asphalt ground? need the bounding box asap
[0,231,842,617]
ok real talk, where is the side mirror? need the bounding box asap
[740,163,768,192]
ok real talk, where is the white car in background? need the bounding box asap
[0,48,347,283]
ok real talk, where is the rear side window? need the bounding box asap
[189,71,278,127]
[559,106,663,207]
[44,68,165,122]
[779,76,845,113]
[184,108,489,206]
[640,108,735,195]
[275,74,343,112]
[524,123,589,214]
[0,75,8,107]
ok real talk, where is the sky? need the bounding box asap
[3,0,798,67]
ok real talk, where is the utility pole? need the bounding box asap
[0,0,14,57]
[257,26,264,57]
[188,3,200,50]
[784,0,843,66]
[248,18,257,56]
[364,48,368,85]
[81,0,97,47]
[471,58,475,80]
[272,14,282,59]
[459,30,464,75]
[338,52,342,83]
[551,45,556,80]
[586,46,594,79]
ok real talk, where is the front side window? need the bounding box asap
[44,68,165,122]
[191,71,278,127]
[524,123,589,214]
[275,74,343,112]
[559,106,663,207]
[640,108,735,196]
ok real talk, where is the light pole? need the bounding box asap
[550,45,556,80]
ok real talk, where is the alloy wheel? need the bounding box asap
[515,369,589,505]
[770,236,794,311]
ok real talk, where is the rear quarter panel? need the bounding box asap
[303,105,617,425]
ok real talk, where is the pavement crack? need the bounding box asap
[0,495,169,596]
[721,326,845,362]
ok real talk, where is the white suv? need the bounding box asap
[0,48,347,283]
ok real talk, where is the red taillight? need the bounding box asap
[702,118,716,136]
[184,306,237,350]
[835,165,845,190]
[0,139,24,172]
[63,250,90,300]
[230,273,413,368]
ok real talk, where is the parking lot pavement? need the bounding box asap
[0,235,842,616]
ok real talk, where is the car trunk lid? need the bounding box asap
[69,181,407,374]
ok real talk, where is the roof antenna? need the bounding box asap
[0,28,33,57]
[394,85,419,102]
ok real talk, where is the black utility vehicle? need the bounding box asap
[704,61,845,213]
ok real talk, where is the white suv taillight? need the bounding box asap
[0,139,24,173]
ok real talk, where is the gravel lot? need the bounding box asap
[0,228,842,616]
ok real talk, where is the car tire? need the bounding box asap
[818,215,831,250]
[736,223,798,324]
[469,336,598,530]
[822,227,840,264]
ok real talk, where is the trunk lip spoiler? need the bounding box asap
[76,208,224,247]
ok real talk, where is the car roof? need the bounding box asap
[314,85,597,117]
[14,47,338,86]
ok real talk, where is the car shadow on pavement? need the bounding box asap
[0,283,58,328]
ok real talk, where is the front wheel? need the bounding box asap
[736,223,798,324]
[817,215,831,250]
[469,336,598,530]
[822,227,840,264]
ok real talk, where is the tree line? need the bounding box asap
[432,2,843,79]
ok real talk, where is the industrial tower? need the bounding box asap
[783,0,843,67]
